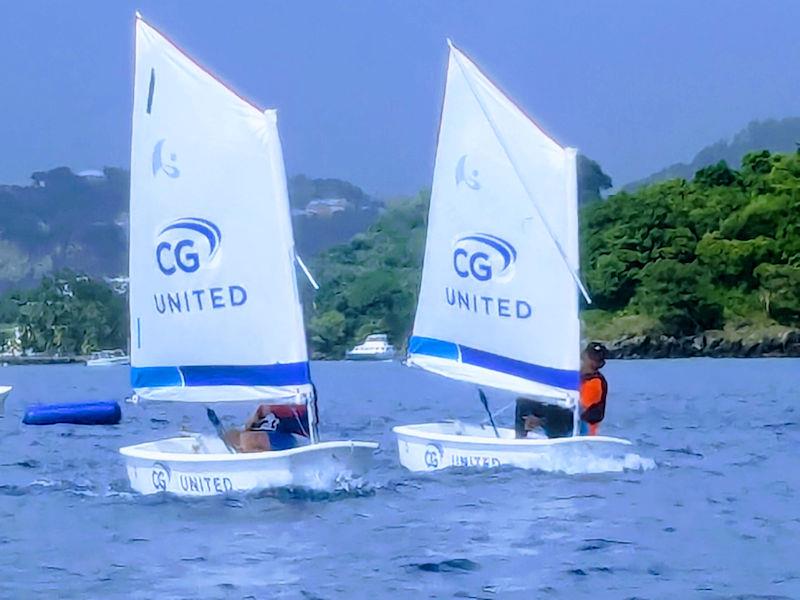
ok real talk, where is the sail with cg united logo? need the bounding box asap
[407,41,588,399]
[128,16,310,402]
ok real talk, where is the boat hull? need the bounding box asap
[345,351,395,361]
[393,422,633,472]
[86,357,130,367]
[120,436,379,496]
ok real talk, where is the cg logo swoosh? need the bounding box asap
[155,217,222,276]
[151,461,171,491]
[424,443,443,468]
[453,233,517,281]
[455,155,480,190]
[152,139,180,178]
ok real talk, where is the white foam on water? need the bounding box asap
[27,478,100,497]
[334,472,371,494]
[495,448,657,476]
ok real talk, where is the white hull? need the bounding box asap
[120,435,379,496]
[345,350,396,361]
[86,357,130,367]
[0,386,11,413]
[393,422,633,472]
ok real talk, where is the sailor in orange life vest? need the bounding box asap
[579,342,608,436]
[515,342,608,438]
[223,404,309,453]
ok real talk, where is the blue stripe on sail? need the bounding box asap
[408,336,460,360]
[408,335,578,391]
[131,366,182,388]
[131,363,311,389]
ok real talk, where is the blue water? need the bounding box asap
[0,359,798,599]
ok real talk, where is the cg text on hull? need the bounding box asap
[121,436,378,496]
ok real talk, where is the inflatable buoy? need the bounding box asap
[23,401,122,426]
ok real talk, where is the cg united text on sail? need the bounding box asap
[444,232,532,320]
[151,216,249,316]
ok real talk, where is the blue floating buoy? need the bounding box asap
[23,401,122,426]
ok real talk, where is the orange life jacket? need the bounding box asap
[580,372,607,427]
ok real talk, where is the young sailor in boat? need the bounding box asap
[515,342,609,438]
[224,404,309,453]
[579,342,608,435]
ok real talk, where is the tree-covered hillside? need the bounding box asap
[0,168,381,292]
[583,150,799,340]
[308,150,800,358]
[306,193,429,358]
[2,149,798,358]
[0,167,129,292]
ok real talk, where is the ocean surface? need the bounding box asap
[0,359,798,599]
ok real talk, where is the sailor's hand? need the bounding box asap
[245,404,269,430]
[523,415,542,431]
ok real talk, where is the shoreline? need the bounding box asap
[0,356,86,365]
[600,330,800,359]
[3,334,800,366]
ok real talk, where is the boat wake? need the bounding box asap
[514,451,656,475]
[0,478,99,498]
[264,469,376,500]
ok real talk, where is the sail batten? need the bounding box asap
[408,43,581,398]
[130,18,309,402]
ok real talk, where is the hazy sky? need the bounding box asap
[1,1,798,195]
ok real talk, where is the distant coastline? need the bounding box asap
[599,329,800,359]
[3,331,800,366]
[1,355,85,365]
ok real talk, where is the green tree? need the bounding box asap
[577,154,612,204]
[693,160,740,188]
[632,260,722,337]
[9,271,126,354]
[696,234,776,287]
[306,191,428,358]
[308,310,347,359]
[755,263,800,325]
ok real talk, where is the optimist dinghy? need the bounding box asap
[119,16,377,496]
[393,42,632,472]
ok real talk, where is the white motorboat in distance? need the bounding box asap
[345,334,396,361]
[86,349,130,367]
[118,15,377,496]
[392,42,633,473]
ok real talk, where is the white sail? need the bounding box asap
[407,42,581,400]
[129,16,310,402]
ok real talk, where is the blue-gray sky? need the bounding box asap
[1,1,798,195]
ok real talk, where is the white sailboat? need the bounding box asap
[119,15,377,496]
[393,42,632,472]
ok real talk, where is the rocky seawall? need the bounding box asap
[602,330,800,359]
[0,355,85,365]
